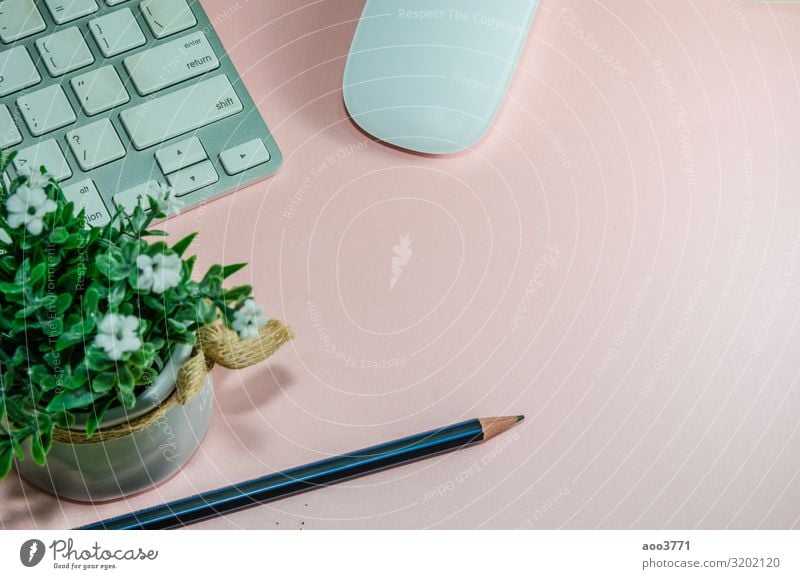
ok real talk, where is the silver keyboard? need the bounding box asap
[0,0,281,225]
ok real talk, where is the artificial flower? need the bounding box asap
[5,171,56,236]
[151,183,183,216]
[232,299,269,339]
[94,314,142,360]
[135,252,182,293]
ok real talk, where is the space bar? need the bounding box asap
[120,75,243,150]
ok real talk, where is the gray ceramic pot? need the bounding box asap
[16,345,214,502]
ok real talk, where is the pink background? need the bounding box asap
[3,0,800,529]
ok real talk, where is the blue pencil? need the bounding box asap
[78,415,524,530]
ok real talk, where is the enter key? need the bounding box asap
[124,31,219,96]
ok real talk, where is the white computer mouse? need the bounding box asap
[343,0,538,155]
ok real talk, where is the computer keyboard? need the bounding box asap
[0,0,282,225]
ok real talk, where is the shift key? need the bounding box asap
[120,75,242,150]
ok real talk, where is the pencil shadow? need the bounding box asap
[2,471,64,528]
[213,364,296,417]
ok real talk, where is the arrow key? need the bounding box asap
[166,160,218,196]
[219,139,271,176]
[155,136,207,174]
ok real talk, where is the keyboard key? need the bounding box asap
[44,0,98,25]
[17,85,76,137]
[120,74,243,150]
[0,46,41,97]
[0,0,46,43]
[14,140,72,181]
[113,180,159,214]
[141,0,196,39]
[36,27,94,77]
[71,65,129,115]
[124,31,219,96]
[0,104,22,148]
[219,139,270,175]
[166,160,217,196]
[89,8,145,58]
[155,136,206,174]
[62,179,111,227]
[66,119,125,171]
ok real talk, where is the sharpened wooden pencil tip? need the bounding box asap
[479,415,524,440]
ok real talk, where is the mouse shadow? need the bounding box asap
[260,0,365,135]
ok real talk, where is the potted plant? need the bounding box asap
[0,151,292,501]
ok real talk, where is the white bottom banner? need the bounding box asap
[1,531,797,578]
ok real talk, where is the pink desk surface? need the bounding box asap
[3,0,800,530]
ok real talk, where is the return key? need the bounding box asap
[123,31,220,96]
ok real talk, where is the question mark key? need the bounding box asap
[66,119,126,172]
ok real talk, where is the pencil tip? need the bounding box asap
[516,415,525,422]
[478,415,525,440]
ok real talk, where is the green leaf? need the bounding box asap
[222,285,253,302]
[10,436,24,460]
[167,318,188,334]
[62,232,88,250]
[63,365,89,391]
[53,293,72,316]
[43,317,64,338]
[56,319,96,351]
[46,389,101,413]
[90,371,117,394]
[85,349,113,372]
[85,397,116,439]
[33,412,53,461]
[50,226,69,244]
[195,299,218,326]
[27,262,47,287]
[0,445,12,479]
[172,232,198,256]
[107,282,128,308]
[117,365,135,399]
[0,281,22,295]
[96,247,129,281]
[40,375,59,392]
[201,264,223,285]
[221,263,247,279]
[30,435,45,465]
[116,387,135,409]
[28,365,52,384]
[82,286,101,313]
[53,410,75,430]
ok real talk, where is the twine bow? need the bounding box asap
[52,319,293,444]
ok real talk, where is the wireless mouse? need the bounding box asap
[343,0,538,155]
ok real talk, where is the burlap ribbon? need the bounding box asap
[52,319,293,444]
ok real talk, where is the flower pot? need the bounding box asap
[16,345,214,502]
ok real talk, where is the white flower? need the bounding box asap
[94,314,142,361]
[150,183,183,215]
[21,166,53,189]
[135,252,182,293]
[5,171,57,236]
[232,299,269,339]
